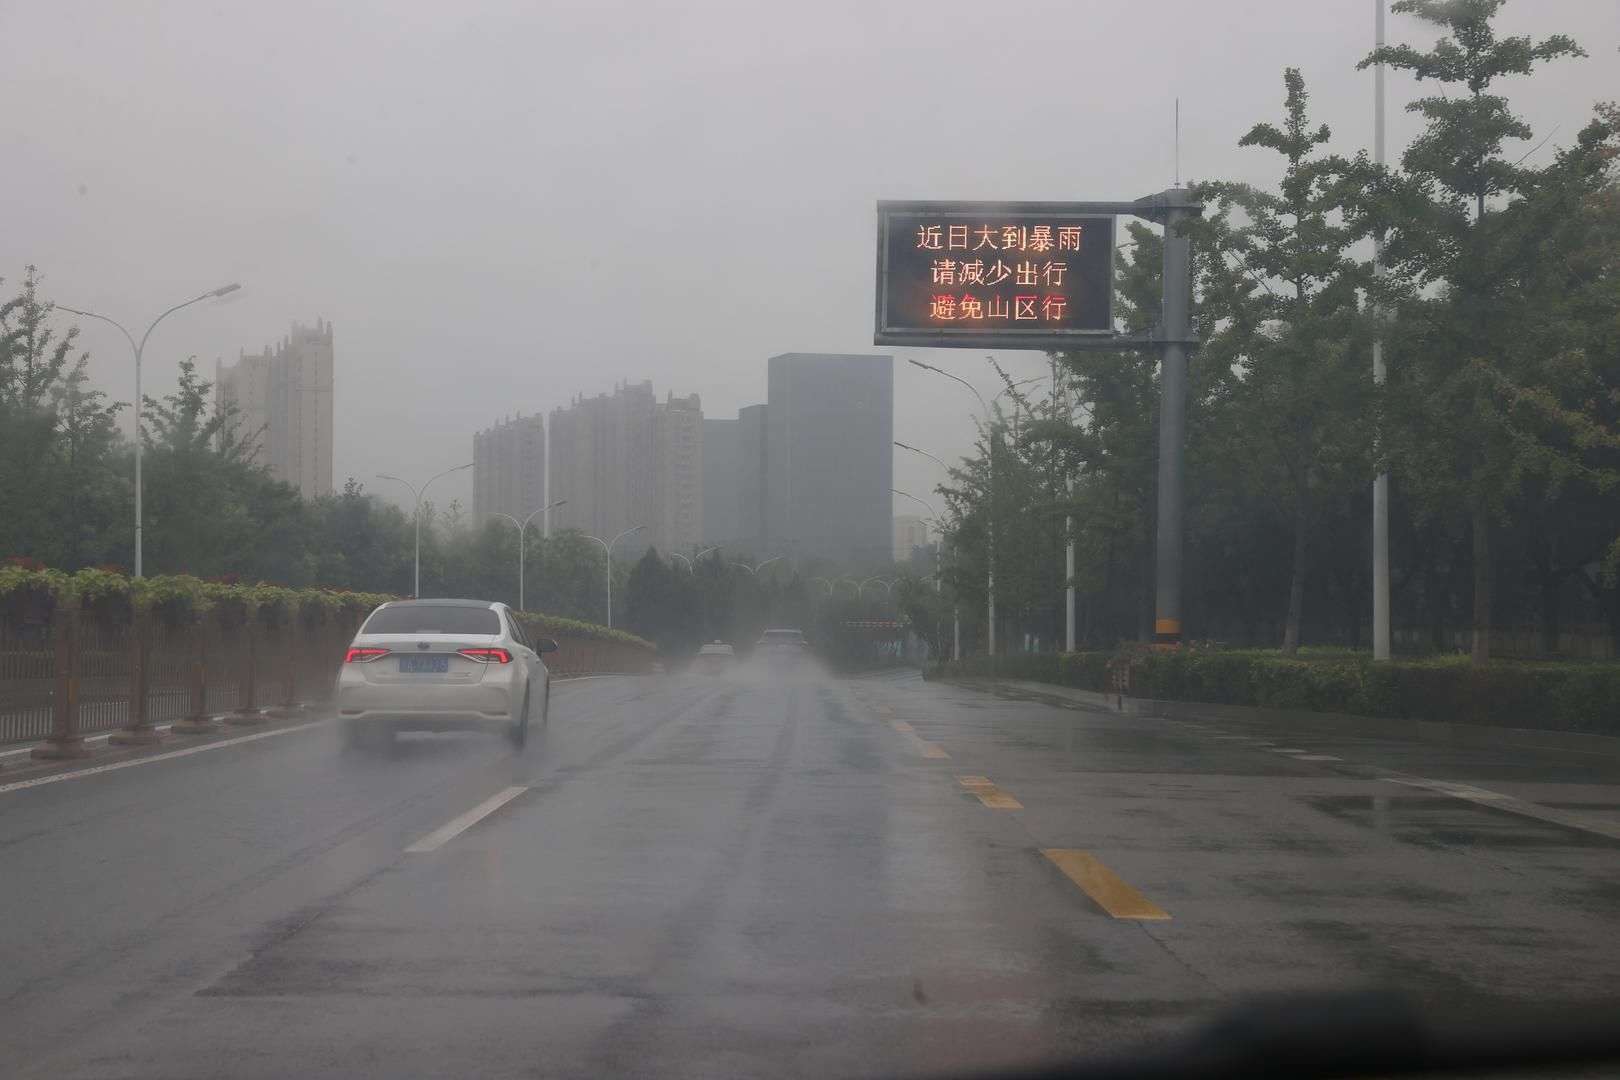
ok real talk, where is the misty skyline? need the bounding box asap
[4,1,1615,524]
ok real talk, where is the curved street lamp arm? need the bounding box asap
[54,306,138,355]
[895,441,950,471]
[421,462,473,503]
[376,473,422,507]
[609,525,645,552]
[908,358,988,413]
[137,290,227,356]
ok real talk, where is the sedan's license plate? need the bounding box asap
[398,654,449,674]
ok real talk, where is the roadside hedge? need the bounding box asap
[0,562,653,651]
[514,612,654,652]
[925,649,1620,735]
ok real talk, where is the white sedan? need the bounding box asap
[336,598,556,749]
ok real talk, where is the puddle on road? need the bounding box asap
[1308,794,1620,850]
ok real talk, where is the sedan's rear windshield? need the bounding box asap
[361,605,501,635]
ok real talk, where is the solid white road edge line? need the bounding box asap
[404,785,530,853]
[0,723,177,759]
[0,720,327,796]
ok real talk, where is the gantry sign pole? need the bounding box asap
[875,190,1201,647]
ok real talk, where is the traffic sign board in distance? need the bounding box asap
[875,202,1115,349]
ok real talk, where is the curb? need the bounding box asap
[946,677,1620,759]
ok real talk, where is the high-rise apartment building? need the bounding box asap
[473,413,546,524]
[765,353,893,566]
[652,393,703,555]
[549,381,701,555]
[215,319,335,499]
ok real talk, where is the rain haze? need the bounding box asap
[4,0,1615,511]
[10,3,1620,1078]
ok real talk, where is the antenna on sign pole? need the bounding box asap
[1174,98,1181,187]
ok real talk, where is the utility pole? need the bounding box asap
[1372,0,1392,661]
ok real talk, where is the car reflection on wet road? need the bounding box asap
[3,668,1620,1079]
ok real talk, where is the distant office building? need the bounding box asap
[735,404,769,554]
[702,417,739,547]
[215,319,334,499]
[473,413,545,525]
[894,515,930,563]
[652,393,703,554]
[765,353,893,566]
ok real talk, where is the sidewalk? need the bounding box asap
[949,677,1620,759]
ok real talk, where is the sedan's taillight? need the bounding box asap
[458,647,512,664]
[344,647,391,663]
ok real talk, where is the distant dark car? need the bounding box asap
[754,628,809,665]
[693,641,735,675]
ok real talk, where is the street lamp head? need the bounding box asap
[907,358,935,372]
[209,283,242,298]
[547,498,568,509]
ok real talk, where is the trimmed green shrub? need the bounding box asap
[929,648,1620,735]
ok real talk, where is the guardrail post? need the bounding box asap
[32,602,90,760]
[110,609,162,745]
[171,619,216,734]
[225,616,267,726]
[264,620,305,720]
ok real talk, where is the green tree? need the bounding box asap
[1194,68,1372,653]
[1356,0,1588,664]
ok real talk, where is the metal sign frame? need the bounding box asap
[874,188,1202,646]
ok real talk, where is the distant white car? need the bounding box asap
[693,640,735,675]
[336,599,556,749]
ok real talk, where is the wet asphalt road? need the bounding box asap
[3,667,1620,1079]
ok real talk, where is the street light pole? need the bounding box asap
[896,441,966,660]
[906,358,998,656]
[586,526,644,628]
[489,499,565,611]
[377,463,472,597]
[894,485,957,662]
[1372,0,1392,661]
[56,283,241,578]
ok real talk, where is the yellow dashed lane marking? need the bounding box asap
[956,775,1022,809]
[890,719,948,759]
[1041,849,1171,920]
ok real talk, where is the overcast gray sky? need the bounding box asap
[3,1,1615,520]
